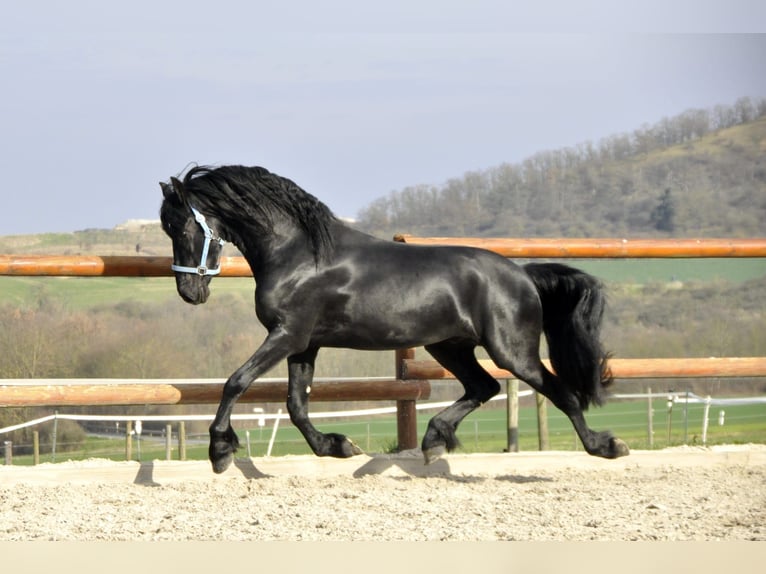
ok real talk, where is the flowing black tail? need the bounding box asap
[524,263,613,410]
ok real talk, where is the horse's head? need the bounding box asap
[160,177,226,305]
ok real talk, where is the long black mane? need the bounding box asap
[180,165,337,262]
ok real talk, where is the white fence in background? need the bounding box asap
[3,389,764,449]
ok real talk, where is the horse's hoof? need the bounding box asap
[209,439,236,474]
[324,433,363,458]
[344,438,364,457]
[611,438,630,458]
[210,452,234,474]
[423,445,446,465]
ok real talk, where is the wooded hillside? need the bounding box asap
[356,97,766,239]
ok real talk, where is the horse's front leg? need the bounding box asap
[287,348,363,458]
[209,328,294,473]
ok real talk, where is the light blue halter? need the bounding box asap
[170,206,226,276]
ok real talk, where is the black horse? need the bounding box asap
[160,165,629,473]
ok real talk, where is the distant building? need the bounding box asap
[114,219,161,231]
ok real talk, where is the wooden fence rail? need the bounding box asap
[392,236,766,258]
[2,237,766,278]
[0,378,431,408]
[401,357,766,381]
[0,255,251,277]
[0,378,430,451]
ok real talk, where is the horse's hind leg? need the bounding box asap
[421,340,501,464]
[286,348,363,458]
[525,365,627,458]
[486,339,629,459]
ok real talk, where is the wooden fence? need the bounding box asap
[2,237,766,453]
[391,236,766,258]
[2,236,765,277]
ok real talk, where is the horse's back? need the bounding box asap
[317,232,540,348]
[364,237,532,292]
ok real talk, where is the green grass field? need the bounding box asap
[0,276,255,309]
[8,398,765,466]
[570,258,766,285]
[244,398,766,456]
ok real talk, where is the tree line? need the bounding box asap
[356,97,766,239]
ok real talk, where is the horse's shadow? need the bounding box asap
[350,455,553,484]
[233,457,270,479]
[133,461,161,486]
[495,474,554,484]
[132,455,553,485]
[132,458,269,486]
[351,454,451,478]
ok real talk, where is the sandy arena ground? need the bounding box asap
[1,445,764,541]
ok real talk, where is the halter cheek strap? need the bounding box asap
[171,207,226,276]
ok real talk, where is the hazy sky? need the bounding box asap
[1,1,765,234]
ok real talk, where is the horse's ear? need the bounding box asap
[160,181,173,199]
[170,177,189,205]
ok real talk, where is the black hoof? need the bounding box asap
[324,433,363,458]
[586,434,630,459]
[609,437,630,458]
[210,447,235,474]
[344,438,364,457]
[209,426,239,474]
[421,418,460,464]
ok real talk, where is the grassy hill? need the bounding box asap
[0,219,246,259]
[0,223,171,256]
[357,103,766,239]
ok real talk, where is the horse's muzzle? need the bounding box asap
[176,274,211,305]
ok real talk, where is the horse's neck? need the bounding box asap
[231,221,317,279]
[331,222,387,249]
[231,216,382,278]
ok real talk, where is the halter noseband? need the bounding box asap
[170,206,226,276]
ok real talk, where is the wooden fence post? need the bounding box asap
[647,387,654,449]
[702,396,712,446]
[506,379,519,452]
[3,441,11,465]
[395,348,418,451]
[535,392,549,451]
[125,420,133,461]
[51,411,58,463]
[666,394,674,446]
[165,424,172,461]
[33,431,40,465]
[178,421,187,461]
